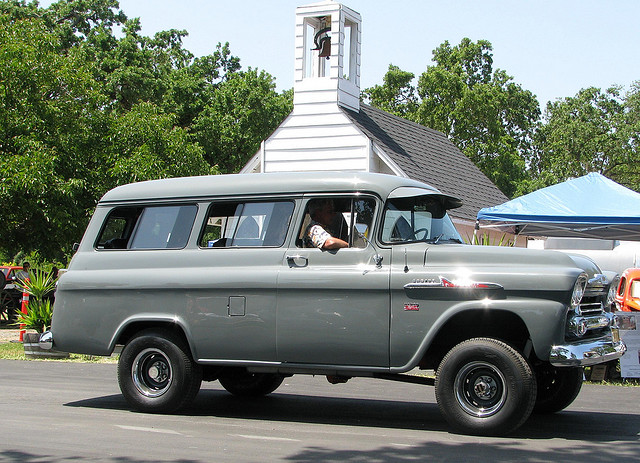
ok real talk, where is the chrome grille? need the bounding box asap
[579,293,604,316]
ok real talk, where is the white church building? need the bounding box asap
[241,1,508,237]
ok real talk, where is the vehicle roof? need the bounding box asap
[99,172,456,204]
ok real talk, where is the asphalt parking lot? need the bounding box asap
[1,359,639,463]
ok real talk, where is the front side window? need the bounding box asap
[96,205,197,250]
[381,195,462,244]
[297,197,376,249]
[199,200,294,248]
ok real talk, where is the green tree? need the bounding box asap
[417,40,541,198]
[108,102,214,186]
[364,39,541,198]
[0,14,108,260]
[192,69,293,173]
[0,1,291,261]
[361,64,418,119]
[528,84,640,192]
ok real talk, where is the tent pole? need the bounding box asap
[473,220,479,244]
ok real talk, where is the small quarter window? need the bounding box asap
[96,205,197,250]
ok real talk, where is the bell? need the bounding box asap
[318,37,331,59]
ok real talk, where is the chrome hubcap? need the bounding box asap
[454,361,507,417]
[132,348,172,397]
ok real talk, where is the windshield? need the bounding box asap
[381,195,462,244]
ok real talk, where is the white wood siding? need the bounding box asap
[249,2,370,175]
[293,2,361,111]
[262,109,370,173]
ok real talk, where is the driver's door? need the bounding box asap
[276,196,391,367]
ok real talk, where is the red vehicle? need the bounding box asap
[615,268,640,312]
[1,265,23,323]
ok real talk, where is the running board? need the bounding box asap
[373,373,435,386]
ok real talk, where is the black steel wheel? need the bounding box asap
[218,368,284,397]
[118,328,202,413]
[534,364,583,414]
[435,337,537,436]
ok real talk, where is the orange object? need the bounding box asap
[18,286,29,342]
[615,268,640,312]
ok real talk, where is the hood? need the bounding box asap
[420,245,588,293]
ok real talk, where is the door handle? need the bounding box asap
[286,255,308,267]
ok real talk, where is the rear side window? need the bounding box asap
[96,205,197,250]
[199,200,294,248]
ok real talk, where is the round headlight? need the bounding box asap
[571,273,588,310]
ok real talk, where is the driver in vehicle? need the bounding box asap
[305,199,349,250]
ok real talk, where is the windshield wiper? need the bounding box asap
[430,233,444,244]
[427,235,463,244]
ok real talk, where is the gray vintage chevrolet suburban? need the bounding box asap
[41,172,625,435]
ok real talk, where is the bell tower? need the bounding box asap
[294,1,361,112]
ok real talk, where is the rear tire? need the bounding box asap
[435,338,536,436]
[118,328,202,413]
[534,364,583,414]
[218,368,284,397]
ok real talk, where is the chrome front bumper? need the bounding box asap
[549,330,626,367]
[39,331,54,350]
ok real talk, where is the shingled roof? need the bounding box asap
[341,103,509,222]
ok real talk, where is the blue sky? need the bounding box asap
[41,0,640,108]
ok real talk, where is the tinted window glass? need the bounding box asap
[130,205,197,249]
[96,207,142,249]
[97,205,197,250]
[200,201,294,248]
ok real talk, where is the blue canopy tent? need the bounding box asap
[476,173,640,241]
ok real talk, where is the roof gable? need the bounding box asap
[341,103,508,222]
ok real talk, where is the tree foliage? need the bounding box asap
[0,0,292,261]
[364,38,639,200]
[527,85,640,192]
[364,39,540,198]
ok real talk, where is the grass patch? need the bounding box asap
[0,341,117,363]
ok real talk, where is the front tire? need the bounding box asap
[534,364,583,413]
[218,368,284,397]
[435,338,536,436]
[118,329,202,413]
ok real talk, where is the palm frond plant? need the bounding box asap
[466,232,514,247]
[14,269,56,333]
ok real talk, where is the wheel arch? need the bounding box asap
[112,317,195,359]
[419,308,533,371]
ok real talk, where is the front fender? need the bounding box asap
[389,298,567,372]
